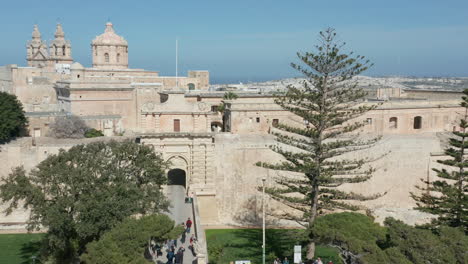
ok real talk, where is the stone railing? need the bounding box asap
[191,195,208,264]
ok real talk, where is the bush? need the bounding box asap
[81,214,184,264]
[312,212,468,264]
[49,115,88,138]
[84,128,104,138]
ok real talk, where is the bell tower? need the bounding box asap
[49,23,73,65]
[26,25,49,67]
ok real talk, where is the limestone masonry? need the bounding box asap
[0,22,464,230]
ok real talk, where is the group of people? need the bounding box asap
[274,257,332,264]
[165,217,196,264]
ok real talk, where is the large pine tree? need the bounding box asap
[257,28,380,259]
[412,90,468,233]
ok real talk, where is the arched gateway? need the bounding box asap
[168,169,186,188]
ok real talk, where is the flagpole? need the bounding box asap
[176,38,178,89]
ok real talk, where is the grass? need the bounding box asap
[206,229,341,264]
[0,233,44,264]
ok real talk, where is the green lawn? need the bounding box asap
[206,229,341,264]
[0,233,44,264]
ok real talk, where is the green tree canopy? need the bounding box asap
[0,140,169,262]
[257,28,378,259]
[0,91,27,143]
[412,89,468,233]
[312,213,467,264]
[81,214,184,264]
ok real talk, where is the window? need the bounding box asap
[256,117,260,123]
[272,119,279,127]
[211,105,218,112]
[104,53,109,63]
[117,53,120,63]
[188,83,195,90]
[174,119,180,132]
[414,116,422,129]
[62,45,66,56]
[389,117,398,129]
[366,118,373,125]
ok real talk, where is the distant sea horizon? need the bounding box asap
[211,75,468,85]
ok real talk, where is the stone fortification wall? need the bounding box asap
[403,89,463,100]
[213,133,440,227]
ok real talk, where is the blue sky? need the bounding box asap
[2,0,468,83]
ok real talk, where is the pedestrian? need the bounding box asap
[175,246,185,264]
[283,257,289,264]
[327,261,333,264]
[189,234,197,246]
[154,243,162,257]
[166,248,175,264]
[316,257,323,264]
[274,258,281,264]
[185,217,192,233]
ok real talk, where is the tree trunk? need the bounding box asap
[307,241,316,261]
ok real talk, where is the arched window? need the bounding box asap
[414,116,422,129]
[62,45,66,56]
[188,83,195,90]
[389,117,398,129]
[117,53,120,63]
[54,45,58,56]
[104,53,109,63]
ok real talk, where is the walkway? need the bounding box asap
[158,185,196,264]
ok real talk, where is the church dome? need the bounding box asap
[92,22,128,46]
[70,62,84,70]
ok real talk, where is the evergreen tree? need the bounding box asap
[257,28,378,259]
[0,91,27,143]
[412,89,468,233]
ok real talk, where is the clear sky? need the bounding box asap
[2,0,468,83]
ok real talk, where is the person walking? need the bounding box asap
[189,234,197,247]
[185,217,192,233]
[175,246,185,264]
[166,248,175,264]
[283,257,289,264]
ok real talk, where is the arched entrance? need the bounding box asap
[168,169,186,188]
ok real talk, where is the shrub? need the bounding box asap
[49,115,88,138]
[84,128,104,138]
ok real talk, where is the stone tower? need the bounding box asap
[48,24,73,65]
[91,22,128,69]
[26,25,48,67]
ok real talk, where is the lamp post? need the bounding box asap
[262,177,266,264]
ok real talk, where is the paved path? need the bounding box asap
[158,185,196,264]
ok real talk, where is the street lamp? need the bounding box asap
[262,177,266,264]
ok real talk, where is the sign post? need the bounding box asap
[294,245,301,264]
